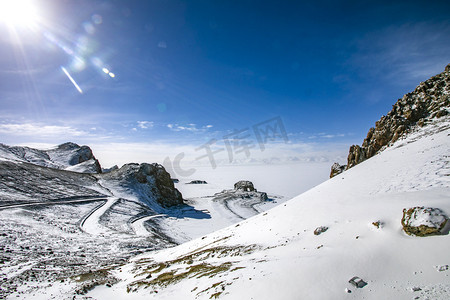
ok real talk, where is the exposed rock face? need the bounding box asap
[102,163,183,207]
[401,207,448,236]
[50,142,94,165]
[346,64,450,169]
[234,180,255,192]
[330,162,346,178]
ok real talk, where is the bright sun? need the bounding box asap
[0,0,39,28]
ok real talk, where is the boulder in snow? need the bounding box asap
[401,207,448,236]
[349,276,367,288]
[314,226,328,235]
[330,162,346,178]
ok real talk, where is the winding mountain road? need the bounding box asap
[131,214,166,236]
[79,197,119,235]
[0,197,106,210]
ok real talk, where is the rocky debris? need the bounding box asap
[349,276,367,288]
[435,265,449,272]
[172,178,179,183]
[101,163,183,207]
[186,180,207,184]
[234,181,255,192]
[344,63,450,170]
[313,226,328,235]
[401,207,448,236]
[329,162,346,178]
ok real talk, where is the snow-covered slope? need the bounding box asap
[87,117,450,300]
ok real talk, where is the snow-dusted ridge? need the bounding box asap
[85,118,450,300]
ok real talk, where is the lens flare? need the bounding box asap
[61,66,83,94]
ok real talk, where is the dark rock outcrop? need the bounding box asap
[345,63,450,170]
[102,163,183,207]
[329,162,346,178]
[401,207,448,236]
[186,180,207,184]
[234,180,255,192]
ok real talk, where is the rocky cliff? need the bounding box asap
[100,163,183,207]
[331,63,450,177]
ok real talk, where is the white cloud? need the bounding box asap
[166,123,213,132]
[89,139,350,172]
[349,22,450,84]
[308,133,347,139]
[0,123,87,138]
[137,121,154,129]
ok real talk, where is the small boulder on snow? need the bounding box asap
[372,220,384,229]
[401,207,448,236]
[435,265,449,272]
[314,226,328,235]
[330,162,346,178]
[348,276,367,288]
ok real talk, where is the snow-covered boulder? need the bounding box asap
[314,226,329,235]
[401,207,448,236]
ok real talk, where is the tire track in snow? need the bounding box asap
[79,197,118,235]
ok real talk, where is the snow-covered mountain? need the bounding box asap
[84,102,450,300]
[75,66,448,300]
[1,65,449,299]
[0,142,102,174]
[0,143,277,299]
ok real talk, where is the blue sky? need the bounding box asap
[0,0,449,167]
